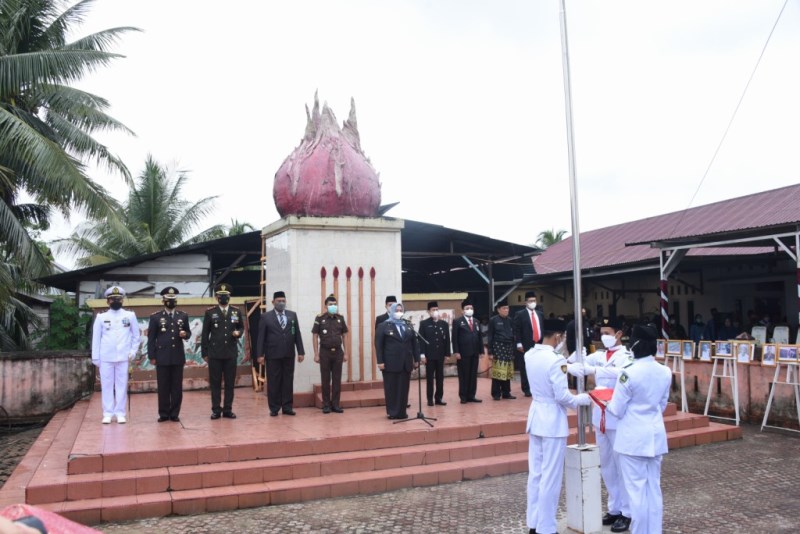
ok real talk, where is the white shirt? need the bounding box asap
[525,344,583,438]
[607,356,672,457]
[91,308,140,363]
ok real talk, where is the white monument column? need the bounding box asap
[262,215,404,394]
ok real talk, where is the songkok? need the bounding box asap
[524,291,536,299]
[427,301,439,310]
[495,299,509,309]
[542,319,566,336]
[273,290,286,299]
[385,295,397,304]
[461,299,473,309]
[601,317,622,331]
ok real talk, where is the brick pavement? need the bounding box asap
[3,423,798,533]
[0,426,43,486]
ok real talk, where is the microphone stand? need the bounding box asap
[395,322,436,428]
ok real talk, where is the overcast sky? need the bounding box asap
[48,0,800,266]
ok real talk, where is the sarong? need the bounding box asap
[491,341,515,381]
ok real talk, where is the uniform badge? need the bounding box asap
[159,317,167,332]
[561,365,567,374]
[322,329,327,334]
[620,372,629,383]
[122,318,130,327]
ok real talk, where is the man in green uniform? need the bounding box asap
[312,294,349,414]
[201,283,243,420]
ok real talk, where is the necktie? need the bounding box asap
[279,313,286,329]
[398,322,405,336]
[468,318,473,331]
[606,349,616,362]
[531,311,539,342]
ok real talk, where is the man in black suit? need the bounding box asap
[375,302,420,419]
[257,291,305,416]
[513,290,543,397]
[419,300,451,407]
[148,287,192,423]
[374,295,397,329]
[201,283,244,419]
[451,298,485,404]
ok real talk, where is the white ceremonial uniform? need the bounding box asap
[92,308,140,418]
[525,344,588,534]
[606,355,672,534]
[581,346,633,518]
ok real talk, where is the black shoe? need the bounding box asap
[210,413,221,420]
[270,410,279,417]
[469,398,482,403]
[388,415,396,420]
[602,512,622,526]
[524,392,532,397]
[529,529,537,534]
[460,399,468,404]
[170,417,180,422]
[610,515,631,532]
[502,395,517,400]
[222,412,236,419]
[322,406,331,414]
[435,400,447,406]
[283,409,296,416]
[331,406,344,413]
[492,396,501,401]
[158,416,169,422]
[427,400,434,407]
[396,413,409,420]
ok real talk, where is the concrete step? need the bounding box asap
[313,388,386,409]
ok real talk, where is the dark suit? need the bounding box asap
[419,317,450,403]
[375,313,390,328]
[512,308,543,395]
[257,309,305,413]
[375,321,420,418]
[451,315,484,402]
[201,305,244,415]
[148,309,191,419]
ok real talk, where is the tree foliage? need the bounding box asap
[535,228,568,249]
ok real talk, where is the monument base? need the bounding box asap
[564,444,602,533]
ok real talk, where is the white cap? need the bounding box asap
[104,286,126,298]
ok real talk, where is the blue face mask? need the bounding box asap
[327,304,338,314]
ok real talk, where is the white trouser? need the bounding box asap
[617,453,663,534]
[527,434,566,533]
[100,361,128,418]
[598,428,630,517]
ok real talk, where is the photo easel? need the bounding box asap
[703,356,740,426]
[760,362,800,433]
[664,353,688,412]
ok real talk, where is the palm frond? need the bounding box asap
[0,49,123,96]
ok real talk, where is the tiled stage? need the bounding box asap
[0,377,741,525]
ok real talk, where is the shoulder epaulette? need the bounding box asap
[150,310,163,316]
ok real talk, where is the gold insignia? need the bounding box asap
[168,288,175,295]
[561,365,567,374]
[112,287,120,295]
[620,372,629,384]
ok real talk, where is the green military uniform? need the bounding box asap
[201,283,243,418]
[312,312,349,411]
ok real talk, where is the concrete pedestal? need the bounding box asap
[564,444,602,534]
[262,216,404,394]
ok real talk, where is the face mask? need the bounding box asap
[218,296,230,306]
[464,309,474,318]
[431,311,440,320]
[274,301,286,312]
[526,301,537,310]
[165,300,177,309]
[109,301,122,311]
[601,334,617,349]
[393,311,404,320]
[327,304,338,314]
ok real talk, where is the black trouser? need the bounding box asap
[319,348,344,408]
[425,359,444,402]
[208,357,236,414]
[491,378,511,398]
[156,364,184,418]
[457,353,479,401]
[515,351,531,394]
[267,357,296,413]
[383,369,410,418]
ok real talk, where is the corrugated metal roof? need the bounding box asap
[534,183,800,275]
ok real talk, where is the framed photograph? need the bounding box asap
[761,344,777,367]
[656,339,666,359]
[777,345,799,363]
[666,340,681,356]
[698,341,713,362]
[681,340,695,361]
[733,341,754,364]
[715,341,733,358]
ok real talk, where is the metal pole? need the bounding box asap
[558,0,586,446]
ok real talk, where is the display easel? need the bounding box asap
[703,356,739,426]
[760,362,800,433]
[664,353,688,412]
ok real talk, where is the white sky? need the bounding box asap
[47,0,800,266]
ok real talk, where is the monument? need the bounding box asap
[262,93,403,393]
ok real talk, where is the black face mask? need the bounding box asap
[109,301,123,311]
[165,300,177,309]
[217,295,230,305]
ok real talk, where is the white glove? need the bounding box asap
[567,363,585,377]
[583,365,596,376]
[128,351,137,362]
[567,347,587,363]
[575,393,592,406]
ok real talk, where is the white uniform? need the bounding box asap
[581,346,633,518]
[525,344,589,534]
[91,308,140,418]
[606,355,672,534]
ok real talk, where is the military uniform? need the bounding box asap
[418,303,451,405]
[148,287,191,422]
[312,311,349,411]
[488,309,515,400]
[201,284,243,418]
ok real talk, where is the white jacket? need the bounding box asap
[525,344,582,438]
[91,308,140,364]
[584,346,632,430]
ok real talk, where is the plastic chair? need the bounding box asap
[750,326,767,345]
[772,326,789,344]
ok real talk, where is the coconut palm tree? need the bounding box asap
[535,228,568,249]
[57,156,225,266]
